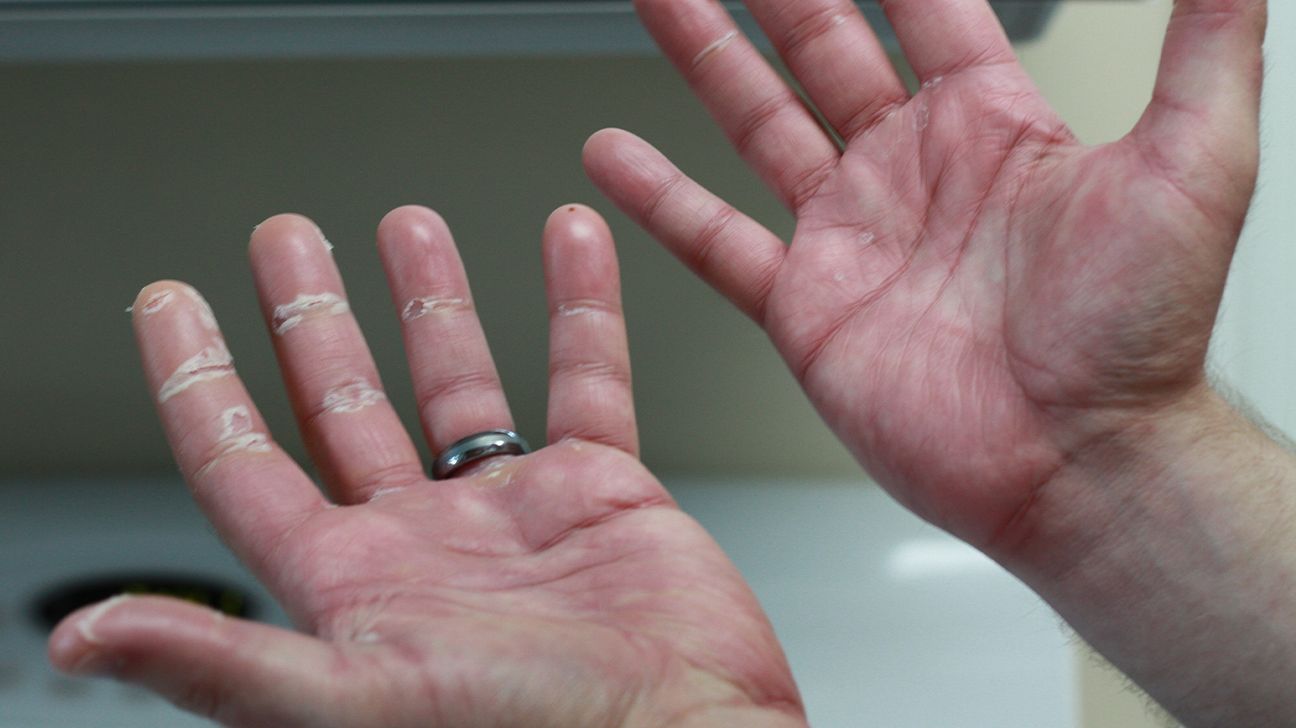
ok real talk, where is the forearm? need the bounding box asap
[999,384,1296,726]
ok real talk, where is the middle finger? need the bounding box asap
[250,214,425,504]
[376,206,516,460]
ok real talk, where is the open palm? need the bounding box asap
[585,0,1265,548]
[49,207,803,728]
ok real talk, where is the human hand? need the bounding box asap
[584,0,1266,550]
[47,206,805,728]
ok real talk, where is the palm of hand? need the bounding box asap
[587,0,1259,548]
[771,70,1244,544]
[265,445,787,728]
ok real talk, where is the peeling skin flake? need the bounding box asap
[158,342,234,403]
[401,297,467,322]
[197,434,272,477]
[692,30,737,69]
[219,405,253,439]
[368,485,409,502]
[214,432,270,457]
[195,405,272,477]
[76,594,134,646]
[322,378,387,414]
[315,225,334,253]
[914,101,930,132]
[272,293,350,334]
[136,289,174,315]
[181,287,219,331]
[555,302,603,317]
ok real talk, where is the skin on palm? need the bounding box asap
[255,450,795,728]
[768,79,1241,547]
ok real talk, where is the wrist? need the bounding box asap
[984,380,1259,577]
[991,382,1296,724]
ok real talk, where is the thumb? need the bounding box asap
[48,594,357,727]
[1132,0,1267,217]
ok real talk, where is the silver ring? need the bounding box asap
[432,429,531,480]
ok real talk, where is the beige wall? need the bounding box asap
[1078,643,1177,728]
[1018,1,1169,145]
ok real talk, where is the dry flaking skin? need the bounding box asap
[181,287,219,331]
[321,378,387,414]
[272,293,350,335]
[195,405,272,477]
[126,289,175,316]
[401,296,468,322]
[157,342,235,403]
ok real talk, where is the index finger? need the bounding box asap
[132,281,327,578]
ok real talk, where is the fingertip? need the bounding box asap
[582,128,652,176]
[583,127,629,158]
[551,202,594,216]
[251,212,315,242]
[131,279,182,312]
[130,280,212,328]
[249,213,329,262]
[47,594,135,675]
[376,204,450,251]
[545,203,609,240]
[581,131,678,220]
[48,616,88,672]
[543,206,617,276]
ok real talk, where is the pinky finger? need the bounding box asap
[543,204,638,456]
[48,595,355,728]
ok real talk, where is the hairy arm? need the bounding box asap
[999,384,1296,726]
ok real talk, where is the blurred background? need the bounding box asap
[2,0,1293,725]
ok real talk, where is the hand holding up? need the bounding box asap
[49,207,805,728]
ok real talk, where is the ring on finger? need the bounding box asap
[432,429,531,480]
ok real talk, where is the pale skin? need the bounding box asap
[46,0,1294,726]
[48,206,806,728]
[582,0,1293,724]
